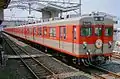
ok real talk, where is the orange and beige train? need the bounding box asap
[4,12,114,65]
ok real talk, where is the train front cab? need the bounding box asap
[79,15,114,65]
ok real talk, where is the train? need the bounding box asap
[113,28,120,53]
[3,12,114,66]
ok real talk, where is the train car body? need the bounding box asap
[4,12,114,65]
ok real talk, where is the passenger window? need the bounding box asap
[50,27,56,37]
[33,28,36,35]
[22,28,23,33]
[44,27,47,36]
[95,27,102,36]
[60,26,66,39]
[38,27,42,36]
[29,28,32,34]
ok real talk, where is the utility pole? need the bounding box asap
[28,3,31,15]
[79,0,81,16]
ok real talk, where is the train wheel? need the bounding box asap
[45,48,47,52]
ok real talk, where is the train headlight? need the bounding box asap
[83,42,87,49]
[108,41,112,48]
[116,41,119,46]
[95,39,102,49]
[86,49,91,55]
[87,49,91,53]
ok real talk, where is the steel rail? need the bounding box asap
[16,42,56,77]
[4,33,111,79]
[92,73,106,79]
[3,33,55,79]
[112,54,120,59]
[90,64,120,78]
[3,34,40,79]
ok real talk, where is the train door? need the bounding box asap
[24,26,27,39]
[26,27,29,39]
[33,27,34,40]
[59,26,66,49]
[94,17,105,54]
[72,26,77,53]
[94,25,104,54]
[30,27,32,40]
[33,27,36,41]
[101,25,104,53]
[43,27,47,44]
[103,25,113,53]
[38,27,42,44]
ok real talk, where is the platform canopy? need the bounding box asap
[35,3,80,12]
[35,3,81,19]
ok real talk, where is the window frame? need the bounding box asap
[81,26,92,37]
[105,27,113,36]
[33,27,37,35]
[43,27,47,36]
[29,28,32,35]
[94,27,102,36]
[49,27,56,37]
[38,27,42,36]
[60,26,66,39]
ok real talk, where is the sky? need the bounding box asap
[4,0,120,23]
[81,0,119,15]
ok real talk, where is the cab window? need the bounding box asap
[105,27,113,36]
[95,27,102,36]
[81,27,92,36]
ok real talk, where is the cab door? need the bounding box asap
[43,27,47,44]
[103,25,113,54]
[33,26,37,41]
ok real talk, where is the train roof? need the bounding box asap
[5,12,114,29]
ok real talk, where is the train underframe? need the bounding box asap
[75,55,110,66]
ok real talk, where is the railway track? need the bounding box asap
[3,34,56,79]
[3,33,78,74]
[3,33,84,79]
[78,63,120,79]
[5,33,120,79]
[112,53,120,59]
[90,64,120,79]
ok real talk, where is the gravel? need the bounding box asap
[64,75,91,79]
[99,61,120,73]
[0,59,33,79]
